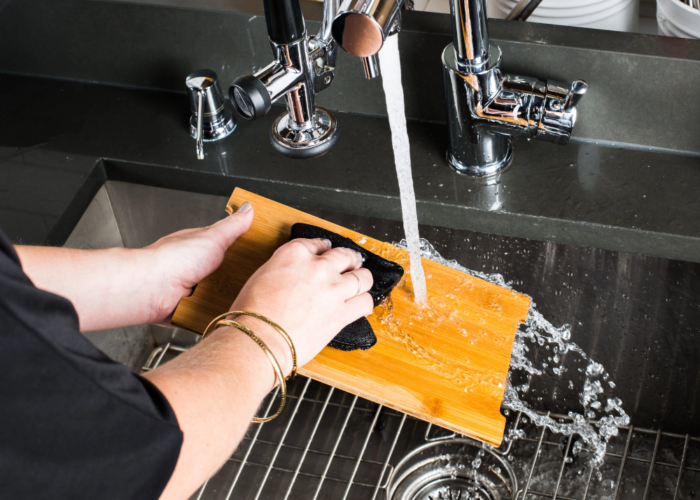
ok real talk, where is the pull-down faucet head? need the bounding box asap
[332,0,403,79]
[331,0,402,56]
[443,0,587,176]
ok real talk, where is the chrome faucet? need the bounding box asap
[443,0,587,176]
[230,0,403,159]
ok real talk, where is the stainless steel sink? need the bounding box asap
[64,181,700,499]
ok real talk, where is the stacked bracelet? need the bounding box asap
[226,311,297,378]
[216,319,286,422]
[202,311,296,423]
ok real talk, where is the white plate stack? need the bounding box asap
[487,0,640,32]
[657,0,700,39]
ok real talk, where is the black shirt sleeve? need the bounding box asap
[0,231,183,500]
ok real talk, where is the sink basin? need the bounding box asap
[63,180,700,499]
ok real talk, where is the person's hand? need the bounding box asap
[143,202,255,325]
[143,197,375,375]
[230,237,375,376]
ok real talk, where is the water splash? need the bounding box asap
[378,35,428,304]
[396,238,630,469]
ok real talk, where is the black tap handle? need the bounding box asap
[263,0,306,45]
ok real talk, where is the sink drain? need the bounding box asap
[413,477,501,500]
[387,439,517,500]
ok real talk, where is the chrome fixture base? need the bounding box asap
[270,107,340,159]
[188,109,236,142]
[446,142,512,178]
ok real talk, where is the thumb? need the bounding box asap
[208,201,254,250]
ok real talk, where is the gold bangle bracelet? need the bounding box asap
[203,311,297,378]
[203,319,286,423]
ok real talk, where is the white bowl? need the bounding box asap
[657,0,700,39]
[487,0,639,32]
[493,0,620,16]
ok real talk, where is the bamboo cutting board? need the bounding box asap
[172,189,531,446]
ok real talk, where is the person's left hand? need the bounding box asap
[143,202,254,325]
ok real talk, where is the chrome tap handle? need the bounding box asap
[534,79,588,145]
[563,80,588,114]
[195,90,204,160]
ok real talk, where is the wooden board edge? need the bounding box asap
[170,316,203,336]
[297,367,506,448]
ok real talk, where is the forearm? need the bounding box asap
[144,316,289,500]
[15,245,156,331]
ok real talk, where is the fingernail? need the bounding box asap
[322,238,332,250]
[355,250,364,263]
[237,201,252,213]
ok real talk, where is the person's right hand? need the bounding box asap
[230,235,375,377]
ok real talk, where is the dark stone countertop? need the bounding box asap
[1,73,699,263]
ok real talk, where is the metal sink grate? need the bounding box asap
[143,344,700,500]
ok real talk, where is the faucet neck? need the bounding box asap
[263,0,306,45]
[450,0,491,74]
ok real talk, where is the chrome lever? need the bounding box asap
[195,90,204,160]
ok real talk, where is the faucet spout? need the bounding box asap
[450,0,491,73]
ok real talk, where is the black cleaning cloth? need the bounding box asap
[291,223,404,351]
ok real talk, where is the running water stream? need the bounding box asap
[378,35,428,304]
[378,35,629,474]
